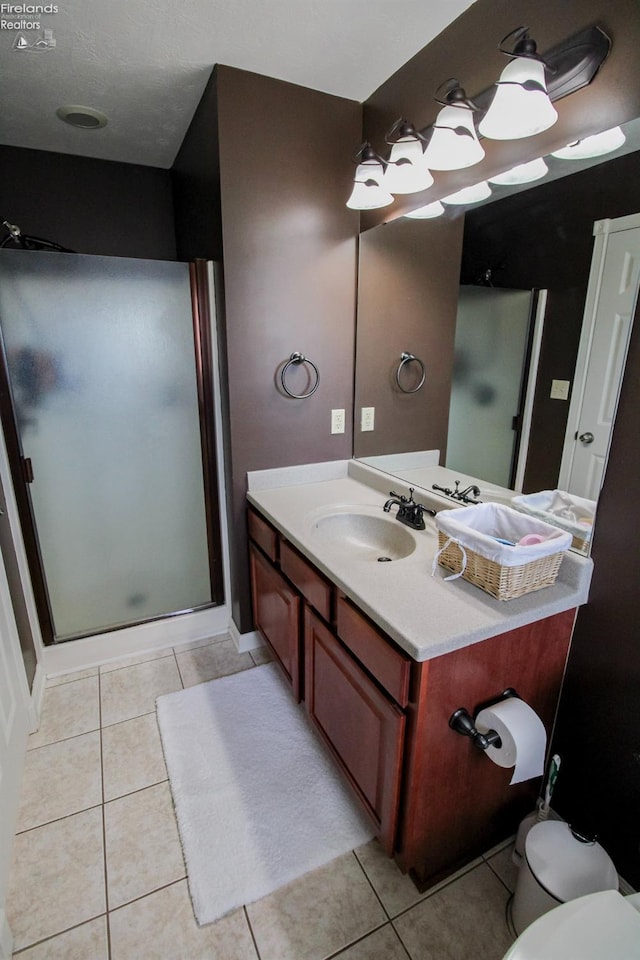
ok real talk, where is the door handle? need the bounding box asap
[578,432,595,444]
[21,457,34,483]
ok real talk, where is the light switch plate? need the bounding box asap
[361,407,375,432]
[550,379,571,400]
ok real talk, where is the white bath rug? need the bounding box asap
[156,662,374,925]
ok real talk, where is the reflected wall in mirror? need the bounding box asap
[353,142,640,534]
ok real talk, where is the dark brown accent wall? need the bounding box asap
[174,66,362,632]
[462,150,640,492]
[172,70,223,263]
[552,293,640,888]
[0,146,176,260]
[354,214,464,459]
[362,0,640,228]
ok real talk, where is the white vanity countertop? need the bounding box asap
[246,461,593,663]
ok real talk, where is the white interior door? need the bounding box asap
[0,551,30,958]
[559,213,640,499]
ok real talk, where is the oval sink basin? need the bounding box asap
[311,511,416,562]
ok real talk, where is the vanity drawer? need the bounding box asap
[280,540,333,622]
[248,507,279,563]
[336,596,411,708]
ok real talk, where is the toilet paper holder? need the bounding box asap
[449,688,518,751]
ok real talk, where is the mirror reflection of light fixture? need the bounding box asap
[442,181,492,205]
[346,142,394,210]
[383,120,434,194]
[478,27,558,141]
[424,79,485,171]
[405,200,445,219]
[551,125,626,160]
[489,156,548,185]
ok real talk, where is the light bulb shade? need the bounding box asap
[346,162,394,210]
[442,181,492,205]
[478,58,558,141]
[551,125,626,159]
[489,156,548,185]
[383,138,434,194]
[405,201,445,219]
[423,105,485,171]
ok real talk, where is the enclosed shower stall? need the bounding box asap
[0,249,224,644]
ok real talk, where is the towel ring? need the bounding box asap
[280,352,320,399]
[395,352,426,394]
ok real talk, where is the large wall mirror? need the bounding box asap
[353,119,640,544]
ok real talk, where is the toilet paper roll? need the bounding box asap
[475,697,547,784]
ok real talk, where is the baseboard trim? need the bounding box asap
[229,620,264,654]
[0,909,13,960]
[27,662,46,733]
[43,605,232,677]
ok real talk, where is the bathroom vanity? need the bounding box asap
[246,461,592,889]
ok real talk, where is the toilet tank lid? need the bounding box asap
[524,821,618,901]
[504,890,640,960]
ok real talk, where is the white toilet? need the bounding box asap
[503,889,640,959]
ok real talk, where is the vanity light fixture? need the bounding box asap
[423,79,485,171]
[442,181,492,205]
[405,200,445,219]
[551,125,626,160]
[488,156,548,185]
[478,27,558,141]
[382,120,434,194]
[346,142,394,210]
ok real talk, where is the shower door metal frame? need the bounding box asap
[0,256,224,645]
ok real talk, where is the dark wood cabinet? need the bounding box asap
[304,607,406,854]
[247,504,576,889]
[249,542,302,700]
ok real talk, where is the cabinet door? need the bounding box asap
[304,607,405,854]
[249,543,302,700]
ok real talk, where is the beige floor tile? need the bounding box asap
[175,638,254,688]
[174,633,231,653]
[99,647,175,673]
[46,667,99,688]
[28,676,100,750]
[104,781,185,909]
[14,916,108,959]
[393,862,513,960]
[5,807,105,952]
[250,644,273,666]
[485,843,519,893]
[331,924,409,960]
[16,731,102,832]
[102,712,167,801]
[354,840,426,917]
[109,879,259,960]
[100,656,182,727]
[246,852,387,960]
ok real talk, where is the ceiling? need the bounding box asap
[0,0,476,169]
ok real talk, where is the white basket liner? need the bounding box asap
[511,490,596,542]
[435,503,572,568]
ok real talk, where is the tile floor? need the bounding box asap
[6,635,518,959]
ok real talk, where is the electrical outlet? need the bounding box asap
[361,407,375,432]
[331,408,345,434]
[550,379,571,400]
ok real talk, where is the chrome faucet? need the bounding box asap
[383,488,436,530]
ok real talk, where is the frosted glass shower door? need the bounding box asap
[0,249,214,640]
[446,286,533,488]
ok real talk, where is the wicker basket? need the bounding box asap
[436,531,566,601]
